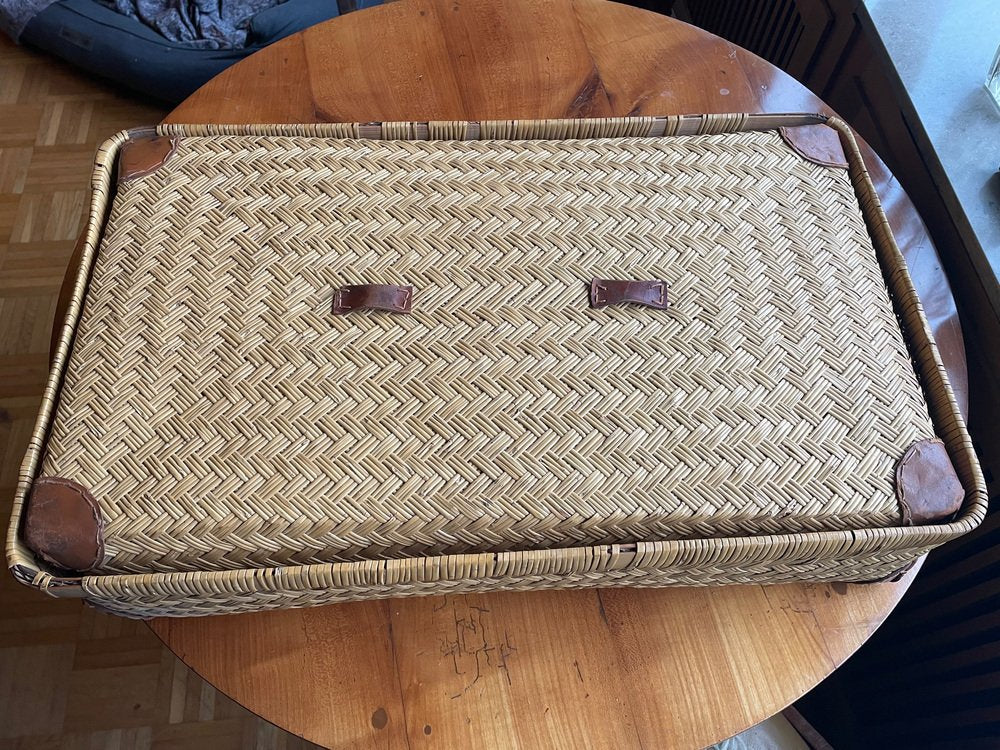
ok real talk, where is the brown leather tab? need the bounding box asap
[779,124,848,169]
[896,439,965,525]
[118,135,178,182]
[23,477,104,573]
[332,284,413,315]
[590,279,669,310]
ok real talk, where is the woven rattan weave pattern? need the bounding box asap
[82,546,928,619]
[37,127,934,575]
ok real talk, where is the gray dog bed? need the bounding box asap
[2,0,382,102]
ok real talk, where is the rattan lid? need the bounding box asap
[36,124,936,575]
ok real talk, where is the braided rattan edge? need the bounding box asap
[6,114,986,617]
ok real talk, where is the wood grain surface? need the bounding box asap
[147,0,967,747]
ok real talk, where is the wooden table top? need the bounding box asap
[149,0,969,747]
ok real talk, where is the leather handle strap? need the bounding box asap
[333,281,669,314]
[590,279,669,310]
[332,284,413,315]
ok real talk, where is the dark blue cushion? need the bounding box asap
[20,0,362,102]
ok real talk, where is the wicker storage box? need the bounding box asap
[6,114,986,618]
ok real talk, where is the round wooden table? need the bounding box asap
[146,0,969,747]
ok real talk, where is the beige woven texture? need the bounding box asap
[39,128,936,576]
[82,546,925,618]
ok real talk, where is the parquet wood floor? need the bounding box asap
[0,34,320,750]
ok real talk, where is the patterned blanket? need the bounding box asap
[1,0,283,48]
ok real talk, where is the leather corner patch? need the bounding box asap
[779,124,848,169]
[23,477,105,573]
[896,439,965,525]
[118,135,178,182]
